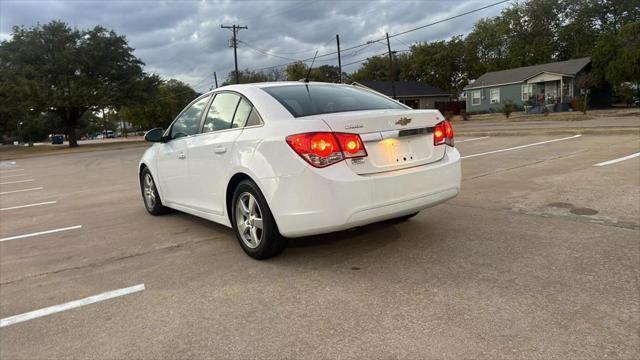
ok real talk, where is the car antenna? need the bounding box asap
[303,50,319,83]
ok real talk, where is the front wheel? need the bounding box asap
[231,180,286,259]
[140,168,169,215]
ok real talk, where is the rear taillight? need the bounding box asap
[286,132,367,168]
[434,120,454,146]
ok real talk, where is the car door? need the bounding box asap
[156,95,211,206]
[188,92,250,215]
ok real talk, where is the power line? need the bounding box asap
[239,35,335,56]
[238,41,305,62]
[393,37,413,49]
[246,0,511,72]
[341,50,411,68]
[391,0,510,38]
[221,24,249,84]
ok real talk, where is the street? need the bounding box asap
[1,133,639,359]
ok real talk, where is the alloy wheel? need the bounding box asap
[143,173,157,209]
[235,192,264,249]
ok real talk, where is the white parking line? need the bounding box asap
[0,201,57,211]
[0,187,43,195]
[0,169,24,173]
[0,284,145,328]
[0,174,26,179]
[461,134,582,159]
[0,225,82,242]
[593,152,640,167]
[458,136,489,143]
[0,179,35,185]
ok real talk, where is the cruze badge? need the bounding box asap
[396,117,412,126]
[345,124,364,129]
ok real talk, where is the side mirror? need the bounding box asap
[144,128,164,143]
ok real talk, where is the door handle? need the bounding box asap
[214,146,227,154]
[177,152,186,159]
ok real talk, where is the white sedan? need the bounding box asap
[139,82,461,259]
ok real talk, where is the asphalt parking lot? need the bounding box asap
[1,133,638,359]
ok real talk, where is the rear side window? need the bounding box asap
[203,93,240,133]
[262,84,406,118]
[246,108,262,126]
[232,98,252,128]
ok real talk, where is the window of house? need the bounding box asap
[471,90,481,106]
[490,88,500,104]
[522,84,533,102]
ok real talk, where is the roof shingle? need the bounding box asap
[465,57,591,89]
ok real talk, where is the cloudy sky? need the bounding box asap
[0,0,508,92]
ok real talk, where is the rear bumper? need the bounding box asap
[261,146,461,237]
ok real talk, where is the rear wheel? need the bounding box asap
[231,180,286,259]
[140,168,169,215]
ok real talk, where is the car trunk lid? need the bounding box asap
[303,109,447,174]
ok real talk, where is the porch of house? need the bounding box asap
[523,72,575,113]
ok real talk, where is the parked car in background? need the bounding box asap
[51,134,64,144]
[139,82,461,259]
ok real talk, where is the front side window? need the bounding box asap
[203,93,240,133]
[170,95,210,139]
[490,88,500,104]
[262,84,406,118]
[522,84,533,101]
[471,90,481,105]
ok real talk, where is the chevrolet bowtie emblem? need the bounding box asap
[395,117,412,126]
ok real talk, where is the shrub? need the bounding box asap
[461,110,471,121]
[576,96,588,114]
[502,101,514,118]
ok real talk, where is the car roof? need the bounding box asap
[216,81,352,90]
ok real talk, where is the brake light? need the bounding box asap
[286,132,367,168]
[434,123,445,145]
[433,120,454,146]
[334,133,367,158]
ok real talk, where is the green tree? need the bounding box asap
[598,21,640,97]
[463,16,510,79]
[284,62,345,82]
[404,37,465,94]
[285,62,308,81]
[223,69,269,85]
[121,78,197,130]
[0,21,145,147]
[350,52,408,83]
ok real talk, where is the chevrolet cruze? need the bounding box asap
[139,82,461,259]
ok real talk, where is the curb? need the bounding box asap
[457,127,640,137]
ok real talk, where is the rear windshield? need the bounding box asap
[262,84,406,118]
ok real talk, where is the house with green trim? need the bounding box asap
[463,57,591,113]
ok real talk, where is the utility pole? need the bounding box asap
[386,32,396,99]
[336,34,342,83]
[214,72,218,89]
[221,24,248,84]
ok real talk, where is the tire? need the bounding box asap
[231,180,286,259]
[140,167,169,215]
[393,211,420,222]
